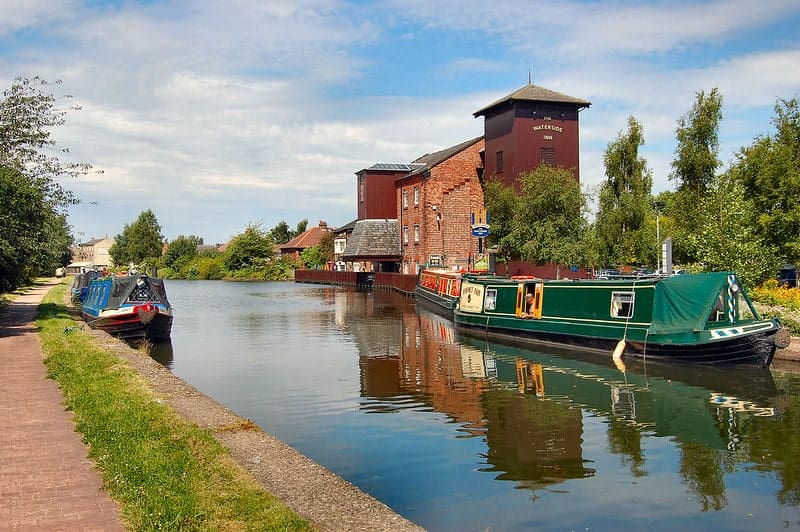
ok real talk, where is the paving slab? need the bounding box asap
[0,279,125,531]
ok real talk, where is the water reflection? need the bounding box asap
[140,340,174,369]
[160,282,800,530]
[355,304,791,511]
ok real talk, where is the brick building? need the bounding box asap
[345,81,589,276]
[396,137,484,274]
[474,82,590,187]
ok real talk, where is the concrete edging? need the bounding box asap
[75,321,423,531]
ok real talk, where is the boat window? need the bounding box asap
[485,289,497,311]
[709,291,726,322]
[610,291,635,318]
[735,290,757,320]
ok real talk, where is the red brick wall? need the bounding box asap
[398,140,485,273]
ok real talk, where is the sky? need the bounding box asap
[2,0,799,245]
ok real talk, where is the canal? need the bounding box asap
[151,280,800,531]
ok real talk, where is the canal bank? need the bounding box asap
[75,319,423,531]
[2,278,422,531]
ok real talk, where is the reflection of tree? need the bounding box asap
[678,442,727,511]
[482,389,594,491]
[746,392,800,506]
[607,418,647,478]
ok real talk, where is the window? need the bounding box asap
[403,225,409,244]
[610,292,635,318]
[413,224,420,243]
[402,190,408,209]
[359,176,365,202]
[540,147,555,166]
[496,151,504,173]
[413,187,419,206]
[485,289,498,311]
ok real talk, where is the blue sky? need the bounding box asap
[2,0,799,245]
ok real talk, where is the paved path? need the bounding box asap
[0,279,125,531]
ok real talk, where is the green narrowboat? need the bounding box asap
[453,272,789,368]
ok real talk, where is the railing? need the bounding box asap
[294,270,417,295]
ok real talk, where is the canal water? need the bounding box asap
[151,280,800,531]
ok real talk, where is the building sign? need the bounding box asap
[459,282,485,313]
[471,210,490,238]
[532,124,563,133]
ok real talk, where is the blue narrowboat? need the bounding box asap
[80,274,173,342]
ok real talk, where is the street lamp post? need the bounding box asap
[653,201,666,274]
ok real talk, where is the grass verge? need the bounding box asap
[37,280,311,531]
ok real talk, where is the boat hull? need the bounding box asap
[82,306,173,343]
[454,313,779,368]
[414,286,458,318]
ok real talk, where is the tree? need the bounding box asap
[509,165,590,278]
[732,98,800,264]
[0,76,93,290]
[163,235,202,271]
[293,219,308,238]
[109,210,164,266]
[223,225,275,271]
[669,88,723,263]
[688,175,780,289]
[0,165,72,290]
[482,178,520,262]
[595,117,654,267]
[269,221,292,244]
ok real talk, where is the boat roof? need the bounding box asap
[462,272,747,334]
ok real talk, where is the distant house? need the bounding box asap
[279,220,333,262]
[332,219,357,270]
[67,236,114,272]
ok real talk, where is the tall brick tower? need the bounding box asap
[474,83,590,188]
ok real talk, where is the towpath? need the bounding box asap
[0,278,125,530]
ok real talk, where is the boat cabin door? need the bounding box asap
[516,281,544,318]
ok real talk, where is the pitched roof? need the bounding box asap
[342,219,400,259]
[279,221,332,251]
[473,83,591,116]
[399,136,484,180]
[333,219,358,235]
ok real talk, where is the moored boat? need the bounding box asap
[453,272,788,368]
[414,268,465,317]
[80,274,173,342]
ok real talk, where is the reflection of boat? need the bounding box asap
[454,272,788,367]
[465,337,779,448]
[80,274,173,342]
[414,268,464,317]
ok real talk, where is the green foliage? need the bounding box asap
[595,116,654,267]
[731,98,800,264]
[163,235,202,271]
[0,76,92,291]
[0,165,73,291]
[37,281,310,530]
[688,175,780,289]
[482,178,520,262]
[669,88,723,264]
[223,225,275,271]
[268,221,292,244]
[510,165,590,277]
[109,209,164,266]
[301,245,327,269]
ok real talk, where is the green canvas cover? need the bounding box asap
[649,272,732,335]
